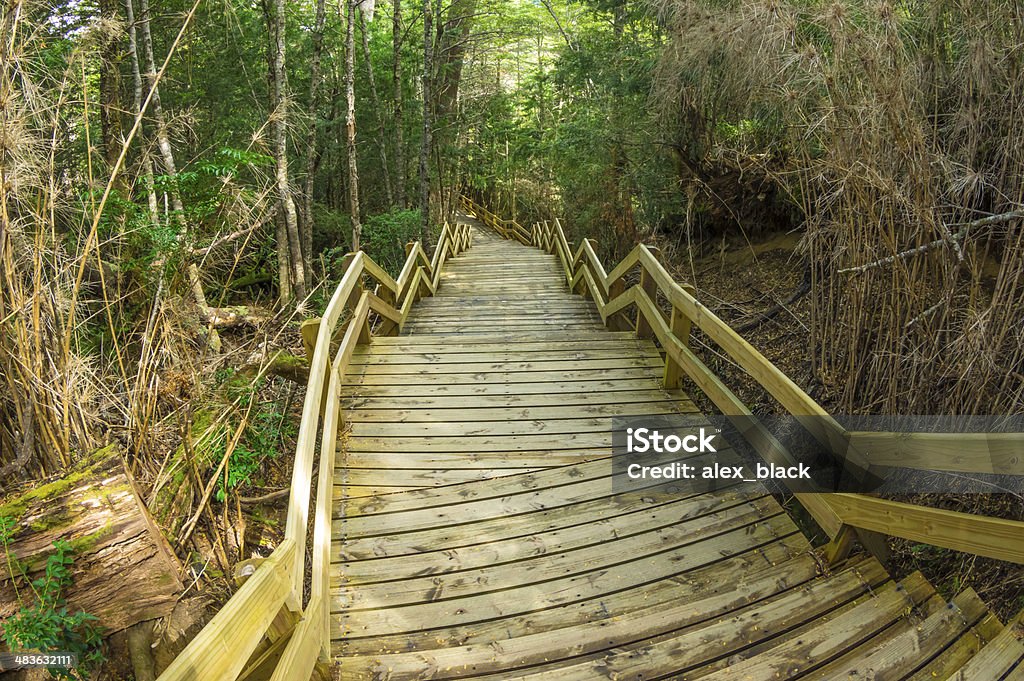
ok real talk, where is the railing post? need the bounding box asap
[300,317,334,419]
[636,246,662,339]
[663,287,695,388]
[606,276,630,331]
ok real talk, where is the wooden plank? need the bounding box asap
[359,340,651,355]
[332,498,782,608]
[944,616,1024,680]
[337,466,531,487]
[623,573,937,681]
[332,534,810,656]
[344,379,678,397]
[368,330,639,344]
[331,519,800,640]
[344,401,693,422]
[344,389,689,408]
[267,598,323,681]
[332,485,757,570]
[349,348,661,364]
[406,312,602,324]
[340,450,610,470]
[343,367,662,385]
[332,558,887,680]
[825,493,1024,564]
[905,611,1003,681]
[806,588,990,680]
[347,413,677,437]
[334,449,742,530]
[849,431,1024,475]
[349,357,663,375]
[343,431,612,452]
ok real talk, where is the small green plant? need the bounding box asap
[216,402,296,502]
[0,520,105,680]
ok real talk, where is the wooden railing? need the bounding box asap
[156,221,473,681]
[460,194,1024,566]
[462,195,532,244]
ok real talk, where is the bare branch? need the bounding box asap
[838,209,1024,275]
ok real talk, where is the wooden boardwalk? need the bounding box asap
[328,220,1010,680]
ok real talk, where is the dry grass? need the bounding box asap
[651,0,1024,416]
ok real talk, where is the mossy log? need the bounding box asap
[0,446,183,634]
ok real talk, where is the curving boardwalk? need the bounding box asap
[329,218,1011,680]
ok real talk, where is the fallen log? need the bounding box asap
[0,445,183,636]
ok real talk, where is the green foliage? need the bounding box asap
[313,204,352,255]
[362,209,423,275]
[0,529,105,680]
[212,370,296,502]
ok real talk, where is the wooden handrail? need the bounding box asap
[157,221,473,681]
[469,195,1024,565]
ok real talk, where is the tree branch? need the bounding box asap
[838,209,1024,275]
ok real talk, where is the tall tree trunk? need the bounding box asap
[433,0,474,122]
[359,14,394,207]
[303,0,327,269]
[419,0,433,237]
[124,0,159,222]
[98,0,124,181]
[268,0,307,302]
[138,0,184,216]
[392,0,406,208]
[345,0,362,251]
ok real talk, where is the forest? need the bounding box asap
[2,0,1024,677]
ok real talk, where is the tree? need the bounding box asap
[419,0,433,236]
[138,0,184,216]
[360,13,393,207]
[98,0,123,179]
[267,0,307,302]
[302,0,328,270]
[392,0,407,207]
[345,0,363,251]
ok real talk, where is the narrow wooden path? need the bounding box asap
[328,218,1009,680]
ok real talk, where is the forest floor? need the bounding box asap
[663,229,1024,623]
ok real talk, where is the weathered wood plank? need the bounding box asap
[332,559,888,680]
[0,447,182,635]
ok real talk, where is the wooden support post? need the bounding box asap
[822,525,856,565]
[300,317,333,419]
[854,527,892,563]
[636,247,661,339]
[300,318,320,366]
[663,290,694,389]
[607,277,631,331]
[232,559,300,643]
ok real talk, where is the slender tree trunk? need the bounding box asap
[269,0,307,301]
[303,0,327,269]
[345,0,362,251]
[98,0,124,180]
[392,0,406,208]
[359,14,393,207]
[275,212,291,302]
[419,0,433,237]
[138,0,184,216]
[124,0,159,222]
